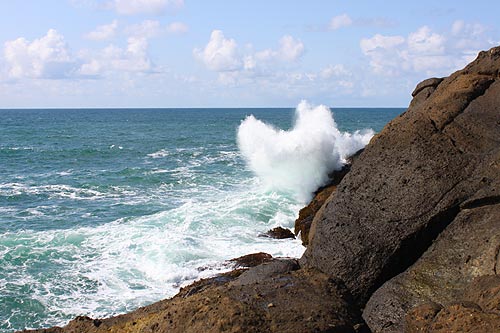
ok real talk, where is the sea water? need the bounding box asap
[0,106,403,331]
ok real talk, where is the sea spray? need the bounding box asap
[237,101,374,201]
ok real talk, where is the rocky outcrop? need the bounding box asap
[26,267,366,333]
[301,46,500,310]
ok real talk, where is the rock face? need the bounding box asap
[295,155,360,246]
[364,203,500,332]
[301,46,500,309]
[405,275,500,332]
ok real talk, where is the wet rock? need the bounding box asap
[229,252,273,268]
[261,227,295,239]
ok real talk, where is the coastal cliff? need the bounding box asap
[24,46,500,332]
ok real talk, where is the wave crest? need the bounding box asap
[237,100,373,201]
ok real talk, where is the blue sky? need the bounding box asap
[0,0,498,108]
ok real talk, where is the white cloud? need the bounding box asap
[278,35,304,61]
[111,0,183,15]
[193,30,242,72]
[360,22,493,77]
[253,35,304,63]
[4,29,77,79]
[360,34,405,53]
[166,22,188,34]
[194,30,306,87]
[84,20,118,41]
[79,37,154,75]
[320,64,350,79]
[407,26,446,55]
[329,14,353,30]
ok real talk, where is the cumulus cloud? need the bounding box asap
[329,14,353,30]
[84,20,118,41]
[194,30,304,78]
[79,37,154,75]
[360,21,494,77]
[278,35,305,61]
[4,29,77,79]
[193,30,242,72]
[110,0,183,15]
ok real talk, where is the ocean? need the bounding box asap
[0,106,403,332]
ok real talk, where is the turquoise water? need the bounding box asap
[0,107,403,331]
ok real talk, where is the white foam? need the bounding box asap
[238,100,374,202]
[0,179,304,329]
[146,149,169,159]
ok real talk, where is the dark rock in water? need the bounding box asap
[301,45,500,310]
[261,226,295,239]
[229,252,273,268]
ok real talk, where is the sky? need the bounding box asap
[0,0,498,108]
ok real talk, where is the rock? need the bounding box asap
[464,275,500,314]
[295,158,359,246]
[301,45,500,308]
[230,259,299,287]
[261,227,295,239]
[294,184,337,246]
[405,276,500,332]
[363,203,500,332]
[406,301,500,333]
[228,252,273,268]
[25,268,366,333]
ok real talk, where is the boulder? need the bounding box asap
[301,46,500,308]
[261,227,295,239]
[228,252,273,268]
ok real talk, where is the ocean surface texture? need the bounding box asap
[0,107,402,331]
